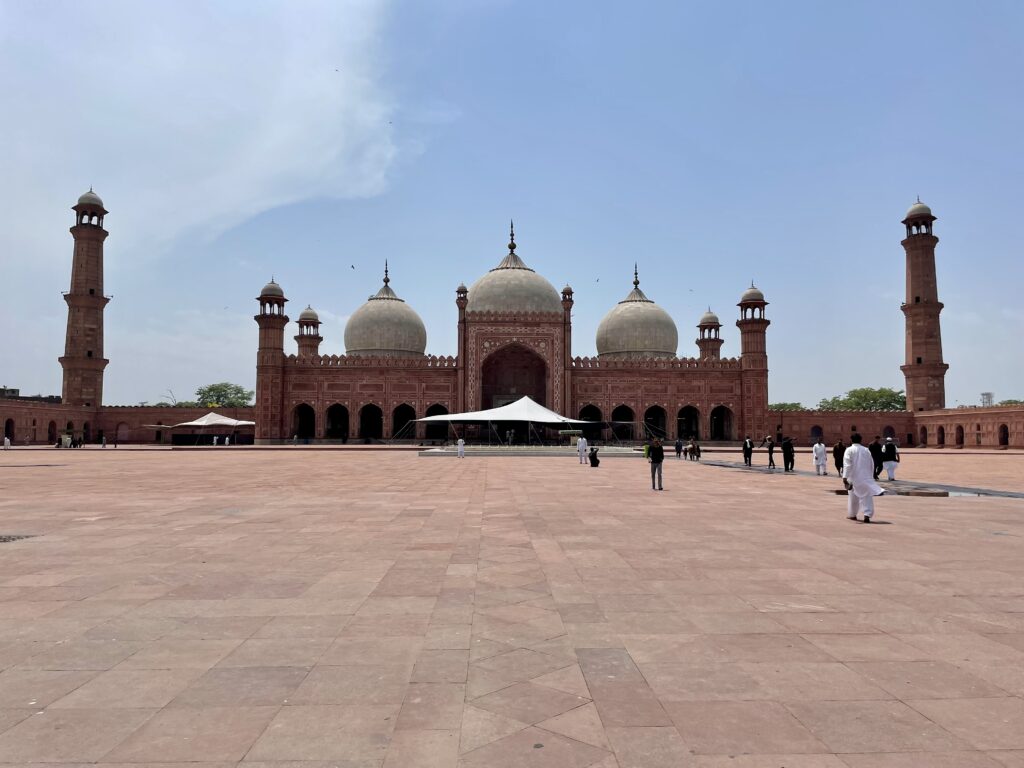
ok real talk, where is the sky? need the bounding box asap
[1,0,1022,408]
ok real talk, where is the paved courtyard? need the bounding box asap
[1,449,1023,767]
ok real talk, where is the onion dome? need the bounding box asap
[344,263,426,357]
[740,283,765,303]
[699,308,720,326]
[77,188,104,208]
[905,199,932,219]
[595,266,678,359]
[298,305,319,322]
[260,279,285,298]
[465,222,562,314]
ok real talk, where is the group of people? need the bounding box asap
[672,438,701,461]
[742,434,796,471]
[576,435,601,467]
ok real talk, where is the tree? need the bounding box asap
[194,382,254,408]
[999,399,1023,406]
[817,387,906,411]
[769,402,805,411]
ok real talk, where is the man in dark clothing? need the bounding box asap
[588,446,600,467]
[649,438,665,490]
[781,437,795,472]
[868,436,884,480]
[742,435,754,467]
[832,439,845,477]
[760,436,776,469]
[674,438,683,459]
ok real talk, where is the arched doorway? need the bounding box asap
[999,424,1009,447]
[47,421,57,443]
[578,404,603,442]
[155,422,163,444]
[481,344,547,409]
[810,425,824,442]
[611,405,635,442]
[677,406,699,440]
[360,403,383,440]
[115,422,129,443]
[709,405,734,441]
[292,404,315,440]
[3,419,13,441]
[643,406,667,439]
[325,404,349,440]
[919,426,927,445]
[83,422,92,443]
[424,404,449,441]
[392,404,416,439]
[883,425,896,440]
[955,425,964,446]
[937,426,945,446]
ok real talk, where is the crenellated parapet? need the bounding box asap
[464,310,564,322]
[286,354,458,368]
[570,355,741,370]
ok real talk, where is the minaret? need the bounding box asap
[254,279,289,442]
[59,189,110,408]
[900,199,948,411]
[295,305,322,357]
[561,282,574,410]
[455,280,468,412]
[696,308,723,360]
[736,283,770,439]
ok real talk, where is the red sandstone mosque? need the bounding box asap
[1,191,1021,448]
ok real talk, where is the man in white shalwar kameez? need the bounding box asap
[456,437,465,459]
[811,437,828,475]
[577,435,588,465]
[843,433,883,522]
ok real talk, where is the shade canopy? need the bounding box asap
[416,396,589,424]
[144,412,256,429]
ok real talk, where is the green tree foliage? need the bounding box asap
[769,402,805,411]
[817,387,906,411]
[193,382,254,408]
[999,399,1023,406]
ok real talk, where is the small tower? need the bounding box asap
[254,279,289,442]
[295,305,322,357]
[900,199,948,411]
[736,283,771,439]
[696,308,723,360]
[59,189,110,408]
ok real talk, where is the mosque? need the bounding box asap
[1,191,1022,449]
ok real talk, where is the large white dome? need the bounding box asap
[465,231,562,315]
[344,270,426,357]
[596,270,678,359]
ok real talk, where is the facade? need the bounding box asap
[1,192,1022,448]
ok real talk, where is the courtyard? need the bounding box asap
[0,449,1023,767]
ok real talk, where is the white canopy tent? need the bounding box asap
[416,396,588,425]
[143,412,255,429]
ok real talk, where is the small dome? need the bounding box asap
[298,305,319,322]
[596,268,678,359]
[740,283,765,304]
[77,189,104,209]
[457,282,468,293]
[905,200,932,219]
[699,308,720,326]
[344,268,426,357]
[260,279,284,298]
[465,227,562,315]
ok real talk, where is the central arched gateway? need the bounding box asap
[481,343,547,410]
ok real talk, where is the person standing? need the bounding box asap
[742,435,754,467]
[812,437,828,475]
[577,435,588,465]
[781,437,795,472]
[761,436,776,470]
[843,433,883,522]
[674,438,683,460]
[692,440,701,461]
[213,436,219,446]
[832,439,845,477]
[2,435,10,450]
[457,437,465,458]
[881,437,900,480]
[101,436,106,448]
[648,438,665,490]
[868,436,883,480]
[225,436,231,447]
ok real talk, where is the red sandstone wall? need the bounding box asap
[766,410,917,446]
[913,406,1024,448]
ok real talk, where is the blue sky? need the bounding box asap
[2,0,1022,407]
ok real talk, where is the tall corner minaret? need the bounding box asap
[900,199,948,411]
[255,278,289,442]
[59,189,110,408]
[736,283,770,439]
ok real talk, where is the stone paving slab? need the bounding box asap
[0,449,1022,766]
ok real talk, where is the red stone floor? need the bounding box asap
[0,449,1023,767]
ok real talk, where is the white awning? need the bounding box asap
[143,412,255,429]
[416,396,589,424]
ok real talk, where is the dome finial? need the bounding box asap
[633,263,640,288]
[508,220,516,252]
[383,259,389,285]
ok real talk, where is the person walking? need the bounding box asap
[577,435,588,465]
[832,439,845,477]
[101,435,106,448]
[213,436,219,447]
[457,437,465,458]
[225,436,231,447]
[781,437,795,472]
[881,437,900,480]
[812,437,828,475]
[648,438,665,490]
[761,436,776,470]
[742,435,754,467]
[843,433,883,522]
[868,436,883,480]
[674,438,683,460]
